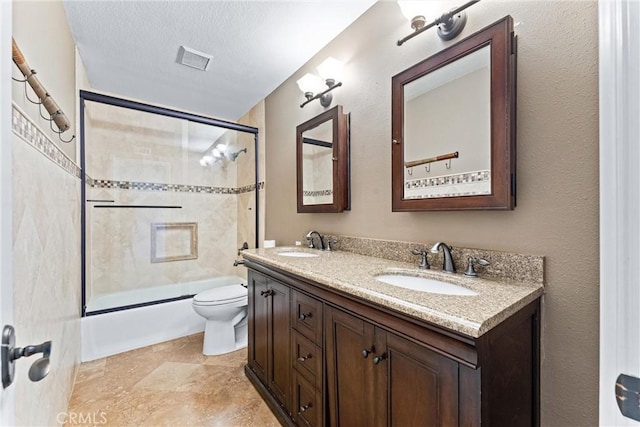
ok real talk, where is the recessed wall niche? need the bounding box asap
[150,222,198,263]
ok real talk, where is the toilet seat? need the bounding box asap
[193,285,247,306]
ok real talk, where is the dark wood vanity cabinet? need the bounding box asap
[291,290,324,427]
[245,263,540,427]
[247,270,292,415]
[325,306,459,427]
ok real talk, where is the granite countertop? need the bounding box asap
[242,247,544,338]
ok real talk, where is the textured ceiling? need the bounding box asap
[63,0,376,121]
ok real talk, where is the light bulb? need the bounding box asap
[212,148,222,158]
[317,57,344,82]
[398,1,449,26]
[296,73,323,95]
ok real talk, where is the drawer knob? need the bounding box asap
[297,354,312,362]
[298,312,312,321]
[373,354,387,365]
[300,403,312,412]
[260,289,273,297]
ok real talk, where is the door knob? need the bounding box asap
[373,353,387,365]
[298,312,312,321]
[299,403,312,412]
[362,348,373,358]
[1,325,52,389]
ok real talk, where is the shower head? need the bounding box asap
[229,148,247,162]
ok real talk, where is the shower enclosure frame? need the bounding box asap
[79,90,260,317]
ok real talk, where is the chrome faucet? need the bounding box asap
[431,242,455,273]
[305,230,325,250]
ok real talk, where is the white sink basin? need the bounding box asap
[375,274,478,296]
[277,251,320,258]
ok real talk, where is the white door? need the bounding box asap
[600,0,640,425]
[0,1,15,425]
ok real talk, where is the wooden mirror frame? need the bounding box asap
[297,105,350,213]
[392,16,516,211]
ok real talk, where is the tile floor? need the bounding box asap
[66,333,280,426]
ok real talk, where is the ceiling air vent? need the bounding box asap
[177,46,213,71]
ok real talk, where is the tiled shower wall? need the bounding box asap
[87,187,240,297]
[84,99,263,302]
[12,105,81,426]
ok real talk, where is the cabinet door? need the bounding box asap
[326,306,382,427]
[248,271,269,384]
[268,280,291,413]
[383,332,459,426]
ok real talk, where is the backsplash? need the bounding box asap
[315,234,544,285]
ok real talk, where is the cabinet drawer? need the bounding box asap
[293,369,323,427]
[292,330,322,388]
[292,290,323,345]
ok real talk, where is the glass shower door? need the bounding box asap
[81,92,257,315]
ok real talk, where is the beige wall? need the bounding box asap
[12,133,81,426]
[12,1,77,160]
[405,67,490,179]
[264,1,599,425]
[11,2,81,425]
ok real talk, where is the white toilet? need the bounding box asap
[191,285,248,356]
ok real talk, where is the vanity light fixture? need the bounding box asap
[396,0,480,46]
[200,143,227,166]
[296,57,344,108]
[199,155,213,167]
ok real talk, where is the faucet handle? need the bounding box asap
[306,236,314,248]
[325,238,338,251]
[464,256,490,277]
[237,241,249,255]
[411,248,430,269]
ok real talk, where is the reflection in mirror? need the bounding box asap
[302,120,334,205]
[392,16,515,211]
[404,45,491,199]
[296,105,350,213]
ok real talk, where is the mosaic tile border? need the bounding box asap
[89,178,264,195]
[303,189,333,197]
[12,104,81,178]
[405,169,491,199]
[405,169,490,189]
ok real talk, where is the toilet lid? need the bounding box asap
[193,285,247,304]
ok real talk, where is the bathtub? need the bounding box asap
[81,276,246,361]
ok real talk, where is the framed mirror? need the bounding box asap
[297,105,350,213]
[392,16,516,211]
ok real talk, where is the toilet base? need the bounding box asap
[202,315,248,356]
[235,320,248,350]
